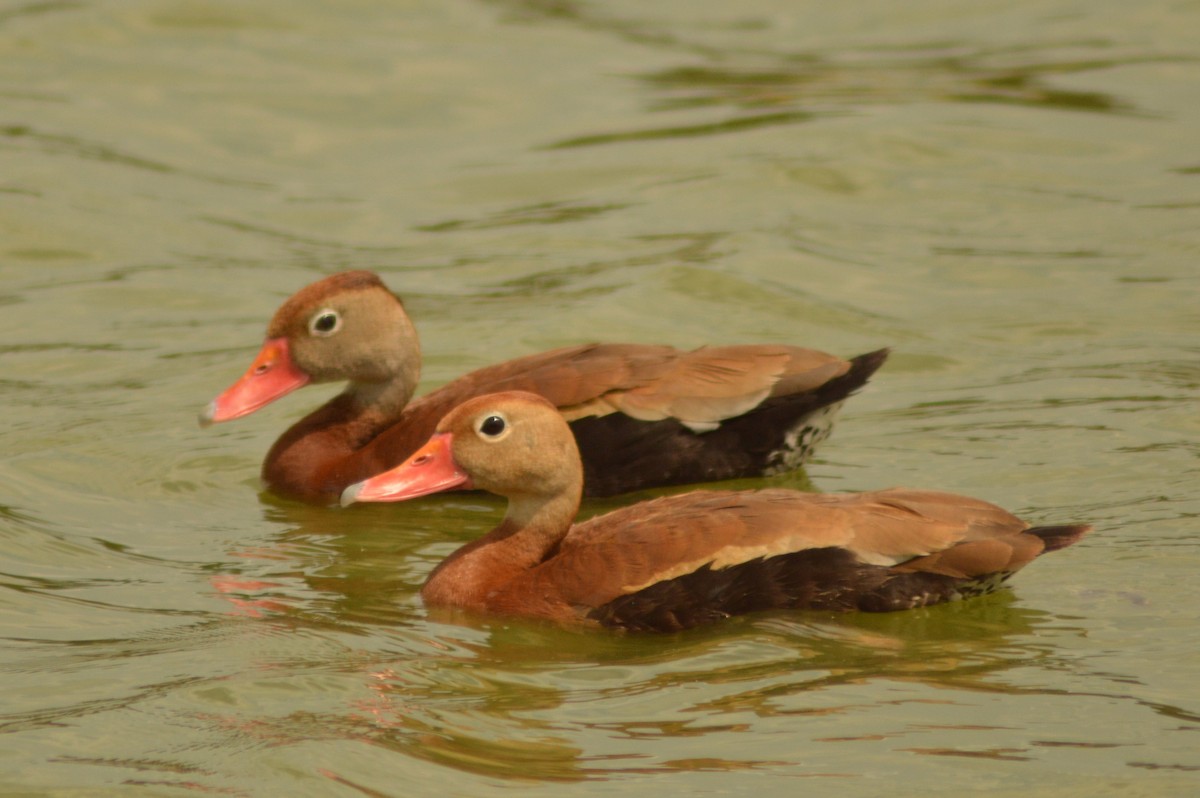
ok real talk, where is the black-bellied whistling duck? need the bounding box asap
[200,270,888,504]
[341,392,1091,632]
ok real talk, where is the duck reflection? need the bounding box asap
[204,486,1085,783]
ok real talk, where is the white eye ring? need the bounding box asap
[308,308,342,337]
[474,412,510,441]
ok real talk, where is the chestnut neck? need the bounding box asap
[345,373,419,427]
[421,480,582,611]
[262,369,421,501]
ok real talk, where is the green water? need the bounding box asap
[2,1,1198,795]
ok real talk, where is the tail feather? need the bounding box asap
[1029,524,1093,553]
[817,348,890,406]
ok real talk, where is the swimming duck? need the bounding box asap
[341,391,1091,632]
[200,271,888,503]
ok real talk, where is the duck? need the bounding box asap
[340,391,1091,632]
[199,270,889,504]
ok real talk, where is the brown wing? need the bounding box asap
[427,343,850,431]
[608,346,849,432]
[521,488,1030,611]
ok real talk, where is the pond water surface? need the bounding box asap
[2,1,1199,795]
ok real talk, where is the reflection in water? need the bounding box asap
[300,597,1070,781]
[206,496,1106,782]
[9,477,1154,787]
[207,495,456,627]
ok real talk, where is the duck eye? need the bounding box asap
[478,415,506,437]
[308,309,342,337]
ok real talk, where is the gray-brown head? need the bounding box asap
[200,270,421,424]
[342,391,584,512]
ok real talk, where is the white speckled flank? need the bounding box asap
[950,571,1016,602]
[763,401,844,475]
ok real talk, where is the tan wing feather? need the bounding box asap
[608,346,850,432]
[836,489,1030,565]
[893,535,1046,578]
[769,349,853,396]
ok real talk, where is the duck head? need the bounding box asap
[341,391,583,517]
[200,271,421,425]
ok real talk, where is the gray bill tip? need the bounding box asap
[197,400,218,428]
[340,481,364,507]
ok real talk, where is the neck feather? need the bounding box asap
[262,368,420,500]
[421,485,580,611]
[347,372,418,427]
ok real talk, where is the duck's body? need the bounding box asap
[201,271,888,503]
[343,392,1091,632]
